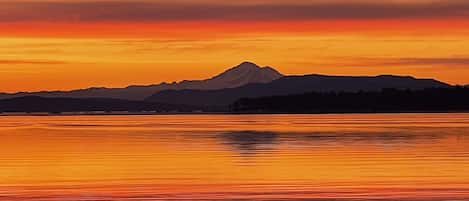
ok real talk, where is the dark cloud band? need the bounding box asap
[380,58,469,66]
[1,1,469,22]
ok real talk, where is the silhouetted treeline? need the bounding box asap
[0,96,201,113]
[231,87,469,113]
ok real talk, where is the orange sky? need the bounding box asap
[1,0,469,92]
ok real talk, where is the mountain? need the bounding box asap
[177,62,283,90]
[0,62,283,100]
[0,96,200,113]
[146,74,451,106]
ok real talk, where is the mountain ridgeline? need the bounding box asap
[145,74,449,106]
[1,61,464,113]
[0,62,283,101]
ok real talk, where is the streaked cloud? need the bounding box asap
[350,57,469,67]
[1,1,469,22]
[378,57,469,66]
[0,59,67,65]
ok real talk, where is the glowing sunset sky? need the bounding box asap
[1,0,469,92]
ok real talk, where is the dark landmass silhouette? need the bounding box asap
[146,74,450,106]
[231,87,469,113]
[0,62,283,100]
[0,96,201,113]
[1,61,464,114]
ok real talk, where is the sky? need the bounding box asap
[1,0,469,92]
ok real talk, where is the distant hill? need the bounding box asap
[0,96,200,113]
[146,74,450,106]
[0,62,283,100]
[231,87,469,113]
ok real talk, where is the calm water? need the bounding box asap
[1,114,469,201]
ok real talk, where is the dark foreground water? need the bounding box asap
[0,114,469,200]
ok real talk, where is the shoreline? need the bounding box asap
[1,110,469,116]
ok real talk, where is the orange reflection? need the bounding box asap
[0,114,468,200]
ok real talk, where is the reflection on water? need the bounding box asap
[220,131,278,155]
[0,113,469,200]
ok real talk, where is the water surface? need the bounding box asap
[1,114,469,200]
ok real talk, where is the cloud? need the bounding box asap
[365,57,469,67]
[1,1,469,22]
[290,57,469,69]
[0,59,67,65]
